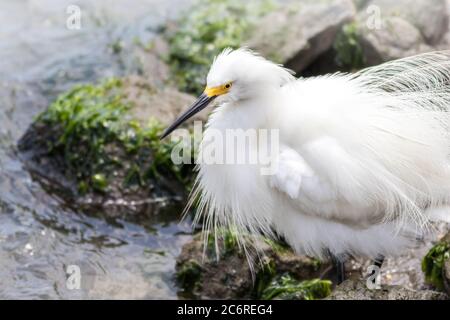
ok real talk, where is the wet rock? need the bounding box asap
[360,0,449,45]
[328,279,448,300]
[18,76,199,219]
[175,232,331,299]
[246,0,356,73]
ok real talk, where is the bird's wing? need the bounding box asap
[269,138,382,228]
[273,51,450,230]
[269,145,336,203]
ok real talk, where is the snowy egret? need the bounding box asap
[161,48,450,281]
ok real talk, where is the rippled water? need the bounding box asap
[0,0,193,299]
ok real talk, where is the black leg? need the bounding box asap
[330,253,346,284]
[373,254,385,269]
[336,259,346,284]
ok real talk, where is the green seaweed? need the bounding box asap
[206,227,241,258]
[261,274,332,300]
[263,237,291,255]
[422,240,450,291]
[333,22,365,70]
[165,0,274,93]
[178,228,330,299]
[176,259,203,291]
[37,78,188,194]
[92,173,108,192]
[254,258,277,298]
[205,227,291,258]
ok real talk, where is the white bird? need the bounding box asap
[161,48,450,281]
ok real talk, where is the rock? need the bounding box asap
[177,227,450,300]
[332,0,449,69]
[355,16,433,66]
[360,0,449,45]
[162,0,275,94]
[175,232,331,299]
[438,0,450,49]
[133,36,171,88]
[328,279,449,300]
[246,0,356,73]
[123,75,208,127]
[18,76,200,219]
[352,0,371,10]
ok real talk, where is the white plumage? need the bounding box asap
[165,48,450,262]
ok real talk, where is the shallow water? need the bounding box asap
[0,0,193,299]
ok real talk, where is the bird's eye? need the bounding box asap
[225,83,232,89]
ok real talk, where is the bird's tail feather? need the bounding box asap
[350,51,450,229]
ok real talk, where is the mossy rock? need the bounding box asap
[18,76,200,218]
[163,0,275,94]
[175,231,331,299]
[245,0,356,73]
[176,259,204,293]
[422,233,450,292]
[261,275,332,300]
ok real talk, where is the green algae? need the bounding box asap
[205,227,241,258]
[254,258,277,298]
[36,78,189,194]
[261,274,332,300]
[333,22,365,70]
[422,239,450,291]
[176,259,203,291]
[165,0,274,94]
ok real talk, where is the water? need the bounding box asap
[0,0,193,299]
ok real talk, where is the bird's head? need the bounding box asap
[160,48,295,139]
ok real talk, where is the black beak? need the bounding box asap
[160,93,215,140]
